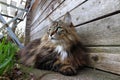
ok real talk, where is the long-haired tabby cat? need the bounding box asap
[18,12,88,76]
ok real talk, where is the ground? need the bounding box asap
[1,65,120,80]
[21,66,120,80]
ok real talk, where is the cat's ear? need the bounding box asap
[64,12,72,26]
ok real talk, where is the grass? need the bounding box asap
[0,38,18,76]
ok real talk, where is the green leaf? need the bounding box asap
[0,38,18,75]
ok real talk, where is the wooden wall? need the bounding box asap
[26,0,120,75]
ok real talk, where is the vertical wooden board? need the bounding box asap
[31,0,41,11]
[70,0,120,26]
[75,14,120,45]
[31,0,42,20]
[31,0,53,24]
[31,0,64,31]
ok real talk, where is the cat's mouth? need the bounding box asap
[51,37,56,40]
[49,36,57,40]
[49,35,58,40]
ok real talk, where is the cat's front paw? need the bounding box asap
[59,66,77,76]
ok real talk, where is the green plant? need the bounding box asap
[0,38,18,76]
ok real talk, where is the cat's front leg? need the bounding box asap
[53,58,77,76]
[59,65,77,76]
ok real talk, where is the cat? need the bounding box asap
[18,12,88,76]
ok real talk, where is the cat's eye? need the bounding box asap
[57,28,64,35]
[48,28,52,32]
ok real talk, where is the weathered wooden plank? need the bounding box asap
[30,27,48,41]
[31,0,53,24]
[28,0,120,76]
[33,0,64,24]
[88,47,120,75]
[31,0,48,23]
[31,13,120,45]
[89,51,120,62]
[22,65,120,80]
[88,47,120,54]
[31,0,41,11]
[31,0,120,31]
[30,26,120,75]
[30,0,120,40]
[30,0,42,20]
[48,0,86,21]
[31,0,64,31]
[75,13,120,45]
[31,0,120,40]
[31,0,86,36]
[30,19,50,39]
[70,0,120,26]
[89,53,120,75]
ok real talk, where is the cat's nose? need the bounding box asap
[50,31,56,36]
[51,35,54,39]
[49,35,55,39]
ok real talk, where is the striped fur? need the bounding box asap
[18,13,88,76]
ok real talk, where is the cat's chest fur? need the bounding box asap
[55,45,68,61]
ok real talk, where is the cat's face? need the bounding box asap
[47,21,67,42]
[47,12,79,45]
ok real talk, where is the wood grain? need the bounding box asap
[49,0,86,21]
[27,0,120,75]
[88,47,120,75]
[31,0,53,24]
[31,13,120,45]
[70,0,120,25]
[30,0,120,40]
[89,53,120,75]
[31,0,86,35]
[31,0,64,31]
[76,14,120,45]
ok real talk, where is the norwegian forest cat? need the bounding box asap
[18,13,88,76]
